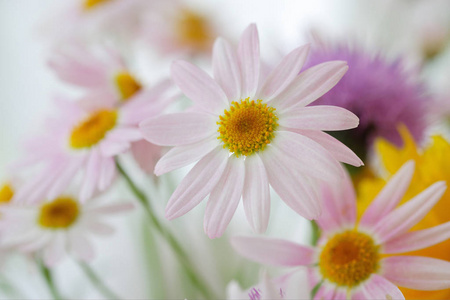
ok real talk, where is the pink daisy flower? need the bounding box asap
[14,87,171,203]
[140,24,362,238]
[0,186,133,267]
[231,161,450,299]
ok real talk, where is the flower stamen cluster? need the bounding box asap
[38,197,80,229]
[217,98,278,157]
[114,72,142,101]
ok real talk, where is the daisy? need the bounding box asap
[14,89,170,203]
[231,161,450,299]
[0,186,133,267]
[142,0,218,57]
[140,24,362,238]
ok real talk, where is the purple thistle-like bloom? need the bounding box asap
[305,44,427,160]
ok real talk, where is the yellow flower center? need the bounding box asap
[114,72,142,101]
[38,197,80,229]
[70,109,118,149]
[217,98,278,157]
[175,9,213,51]
[319,230,380,287]
[0,184,14,204]
[83,0,112,10]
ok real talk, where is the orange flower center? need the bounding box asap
[217,98,278,157]
[0,184,14,204]
[70,109,117,149]
[83,0,112,10]
[175,9,213,51]
[114,72,142,101]
[319,230,380,287]
[38,197,80,229]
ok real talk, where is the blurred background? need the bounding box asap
[2,0,450,299]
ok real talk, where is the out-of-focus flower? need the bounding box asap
[142,1,218,57]
[232,161,450,299]
[14,90,172,203]
[305,44,427,163]
[41,0,155,44]
[0,186,133,267]
[358,126,450,299]
[140,24,362,238]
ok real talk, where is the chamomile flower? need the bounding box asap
[232,161,450,299]
[0,188,133,267]
[140,24,362,238]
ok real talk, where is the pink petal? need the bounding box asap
[98,157,116,191]
[275,131,343,182]
[270,61,348,112]
[382,256,450,290]
[317,171,357,233]
[130,140,162,174]
[87,221,115,235]
[139,112,216,146]
[165,147,229,220]
[213,37,241,102]
[383,221,450,254]
[99,140,130,157]
[69,232,95,262]
[258,44,310,101]
[289,129,363,166]
[242,154,271,233]
[360,274,404,300]
[231,236,315,267]
[360,160,415,228]
[47,159,83,200]
[106,127,142,142]
[204,157,245,238]
[260,145,322,220]
[43,233,66,267]
[279,105,359,131]
[89,203,134,215]
[154,137,219,176]
[372,181,446,243]
[80,150,101,202]
[171,60,228,113]
[238,24,260,98]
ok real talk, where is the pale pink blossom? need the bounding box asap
[0,185,133,267]
[140,24,362,238]
[231,161,450,299]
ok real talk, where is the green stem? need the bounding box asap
[78,262,122,300]
[115,160,216,300]
[38,260,63,300]
[310,220,321,246]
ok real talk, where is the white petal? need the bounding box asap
[165,147,229,220]
[171,60,228,113]
[139,112,216,146]
[270,61,348,112]
[80,150,101,202]
[213,38,241,102]
[43,233,66,267]
[258,44,310,101]
[204,157,245,238]
[154,136,219,176]
[238,24,260,98]
[69,232,95,262]
[242,154,271,233]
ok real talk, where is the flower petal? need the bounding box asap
[171,60,228,113]
[204,157,245,238]
[290,129,363,166]
[260,145,322,220]
[360,274,404,300]
[139,112,216,146]
[213,37,241,102]
[154,136,219,176]
[382,256,450,291]
[80,150,101,202]
[360,160,415,228]
[279,105,359,131]
[317,171,357,233]
[383,221,450,254]
[242,154,271,233]
[130,140,162,174]
[238,24,260,98]
[69,232,95,262]
[165,147,229,220]
[372,181,446,243]
[270,61,348,112]
[275,131,343,182]
[258,44,310,101]
[43,233,66,267]
[231,236,315,267]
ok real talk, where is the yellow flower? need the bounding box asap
[357,125,450,299]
